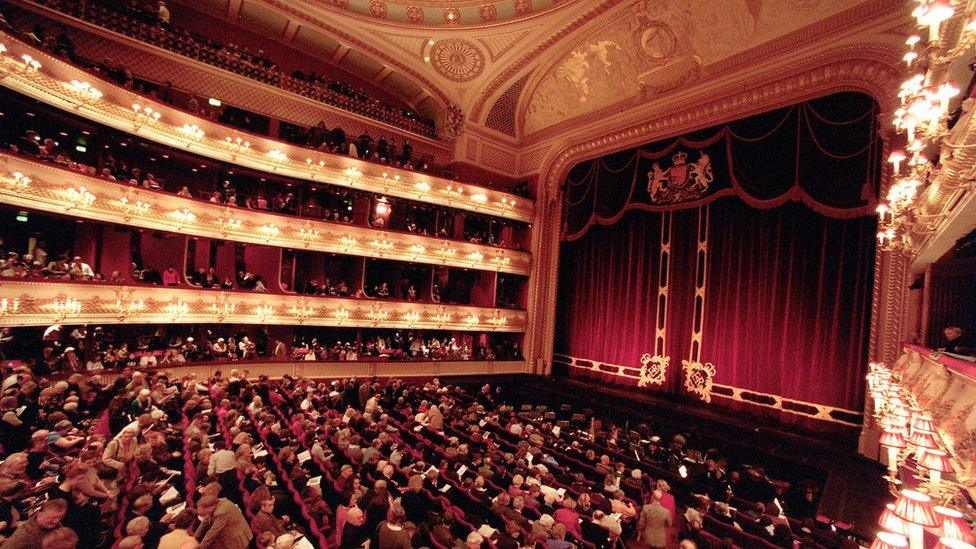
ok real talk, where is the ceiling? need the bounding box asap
[172,0,908,167]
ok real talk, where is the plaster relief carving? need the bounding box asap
[522,0,863,136]
[430,39,487,82]
[523,1,703,135]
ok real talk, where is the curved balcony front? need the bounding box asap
[0,33,535,223]
[0,153,531,275]
[0,280,526,331]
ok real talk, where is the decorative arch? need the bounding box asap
[521,46,904,373]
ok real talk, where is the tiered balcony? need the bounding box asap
[0,153,530,274]
[0,32,534,223]
[0,279,525,331]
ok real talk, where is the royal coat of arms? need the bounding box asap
[647,151,713,203]
[638,353,668,387]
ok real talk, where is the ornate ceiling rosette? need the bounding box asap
[368,0,388,19]
[443,7,461,24]
[406,5,424,23]
[479,4,497,22]
[430,39,486,82]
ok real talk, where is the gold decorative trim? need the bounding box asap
[638,353,667,387]
[681,359,715,403]
[92,359,527,382]
[0,33,534,223]
[0,280,526,331]
[557,354,862,425]
[0,154,531,275]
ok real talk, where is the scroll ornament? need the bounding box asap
[682,360,715,402]
[638,353,668,387]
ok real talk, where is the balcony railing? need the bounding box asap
[0,32,535,223]
[18,0,438,138]
[0,153,531,274]
[0,280,526,331]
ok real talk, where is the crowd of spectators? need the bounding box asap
[0,98,526,250]
[21,0,438,138]
[0,362,841,549]
[0,324,525,374]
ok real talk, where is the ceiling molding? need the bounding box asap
[533,46,904,198]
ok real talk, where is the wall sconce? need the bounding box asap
[3,171,30,190]
[487,311,507,328]
[436,246,458,259]
[369,238,395,252]
[19,53,41,72]
[115,298,145,321]
[403,311,421,325]
[259,223,280,241]
[333,307,351,323]
[253,304,275,322]
[339,236,358,250]
[49,297,82,320]
[216,215,243,236]
[118,196,151,221]
[165,299,190,321]
[208,301,236,321]
[467,251,484,262]
[0,297,20,317]
[414,181,431,194]
[470,192,488,204]
[343,166,362,183]
[499,197,516,209]
[289,301,315,323]
[171,207,197,228]
[179,123,205,141]
[224,136,251,159]
[65,186,96,209]
[432,310,451,326]
[490,255,511,268]
[67,79,103,101]
[463,314,480,326]
[409,244,426,257]
[130,103,161,129]
[366,306,390,324]
[267,149,288,169]
[299,223,320,247]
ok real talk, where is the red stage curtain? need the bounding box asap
[556,198,875,414]
[699,198,876,411]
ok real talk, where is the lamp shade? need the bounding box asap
[880,429,907,449]
[908,429,938,449]
[872,531,909,549]
[918,449,953,473]
[912,416,935,432]
[879,503,909,535]
[894,490,939,527]
[934,538,976,549]
[932,506,976,544]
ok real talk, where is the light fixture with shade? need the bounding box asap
[879,503,909,536]
[918,449,953,484]
[934,539,976,549]
[880,429,907,477]
[911,414,934,433]
[893,489,939,549]
[908,429,938,460]
[872,531,909,549]
[930,507,976,544]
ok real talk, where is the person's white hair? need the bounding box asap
[631,469,642,479]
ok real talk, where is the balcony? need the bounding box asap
[0,279,526,331]
[0,32,535,223]
[0,152,531,274]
